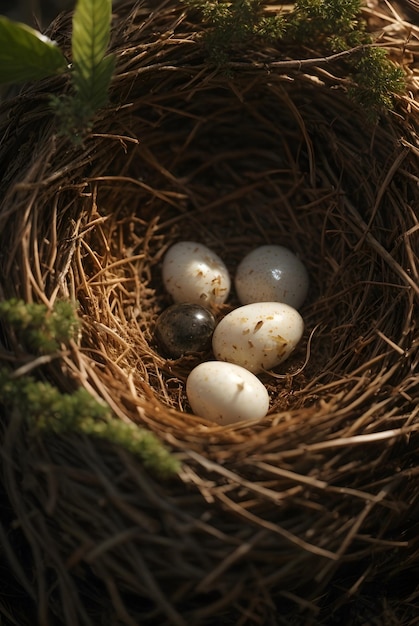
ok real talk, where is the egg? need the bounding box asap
[235,245,309,309]
[162,241,230,307]
[154,303,216,358]
[186,361,269,425]
[212,302,304,373]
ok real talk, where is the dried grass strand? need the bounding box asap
[0,1,418,624]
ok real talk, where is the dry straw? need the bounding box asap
[0,1,418,624]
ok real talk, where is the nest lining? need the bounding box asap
[0,2,419,625]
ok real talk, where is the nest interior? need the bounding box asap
[0,2,419,625]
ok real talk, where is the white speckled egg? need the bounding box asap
[235,245,309,309]
[186,361,269,425]
[212,302,304,373]
[162,241,230,307]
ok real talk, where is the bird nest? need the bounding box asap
[0,1,418,625]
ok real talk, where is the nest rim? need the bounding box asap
[0,1,418,625]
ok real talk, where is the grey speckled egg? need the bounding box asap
[235,245,309,309]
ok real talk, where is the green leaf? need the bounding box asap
[71,0,114,108]
[0,16,67,84]
[72,53,115,111]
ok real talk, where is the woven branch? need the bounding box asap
[0,1,418,625]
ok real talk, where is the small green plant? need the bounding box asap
[286,0,405,113]
[0,370,180,477]
[287,0,366,48]
[0,0,115,139]
[185,0,286,63]
[183,0,405,115]
[0,297,179,476]
[348,46,405,112]
[0,298,80,353]
[0,0,405,125]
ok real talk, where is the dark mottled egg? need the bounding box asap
[154,303,216,358]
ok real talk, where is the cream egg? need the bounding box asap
[235,245,309,309]
[212,302,304,373]
[162,241,230,307]
[186,361,269,425]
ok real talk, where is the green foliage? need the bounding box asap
[183,0,405,116]
[51,0,115,139]
[82,417,181,476]
[0,297,179,476]
[0,369,180,477]
[71,0,115,112]
[0,16,67,84]
[0,371,109,427]
[288,0,365,48]
[185,0,286,62]
[0,298,79,353]
[49,93,97,141]
[0,0,114,139]
[287,0,405,114]
[349,47,405,113]
[184,0,365,54]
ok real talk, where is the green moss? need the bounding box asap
[287,0,405,114]
[185,0,286,61]
[0,369,180,478]
[348,47,405,113]
[183,0,406,116]
[80,417,181,476]
[0,298,80,353]
[49,93,96,144]
[287,0,365,47]
[0,298,180,477]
